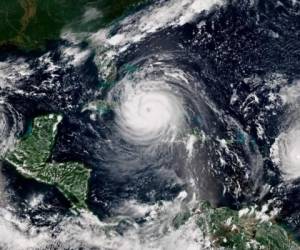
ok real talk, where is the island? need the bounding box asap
[4,115,300,248]
[173,202,300,250]
[5,114,90,209]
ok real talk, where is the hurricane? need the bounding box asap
[1,0,300,249]
[109,63,187,146]
[271,81,300,181]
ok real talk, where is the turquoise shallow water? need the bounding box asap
[1,0,300,248]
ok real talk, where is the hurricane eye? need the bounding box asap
[110,78,187,146]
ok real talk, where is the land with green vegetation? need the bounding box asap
[5,114,90,209]
[2,2,300,248]
[0,0,148,50]
[3,114,299,247]
[173,202,300,250]
[198,204,298,249]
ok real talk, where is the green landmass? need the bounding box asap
[194,202,300,250]
[0,0,149,50]
[2,114,300,249]
[5,114,90,209]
